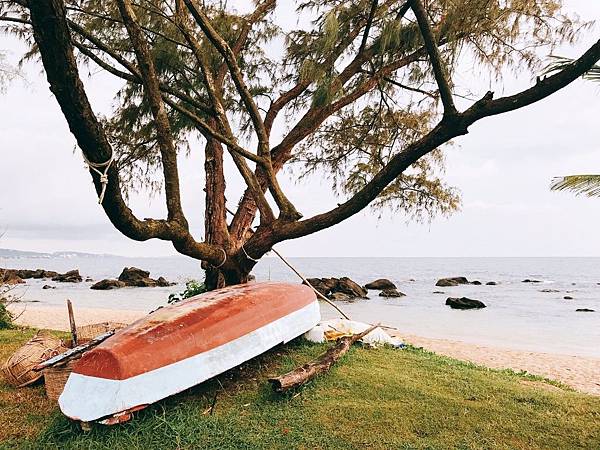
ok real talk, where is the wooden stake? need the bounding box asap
[268,325,377,393]
[67,299,78,347]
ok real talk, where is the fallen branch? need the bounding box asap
[268,325,377,393]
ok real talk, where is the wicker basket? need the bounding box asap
[1,331,67,387]
[76,321,128,343]
[44,359,76,401]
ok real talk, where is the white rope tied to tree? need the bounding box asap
[82,153,114,204]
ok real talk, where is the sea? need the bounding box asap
[2,255,599,358]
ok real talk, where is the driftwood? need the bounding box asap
[268,325,377,393]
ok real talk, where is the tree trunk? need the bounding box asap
[204,265,250,290]
[203,128,230,291]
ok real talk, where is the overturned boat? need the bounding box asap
[59,282,320,422]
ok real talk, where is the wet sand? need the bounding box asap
[9,305,600,396]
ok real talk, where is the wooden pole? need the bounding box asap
[67,299,78,347]
[268,325,377,393]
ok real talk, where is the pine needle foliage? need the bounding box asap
[0,0,592,229]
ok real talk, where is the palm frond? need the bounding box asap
[550,175,600,197]
[543,56,600,82]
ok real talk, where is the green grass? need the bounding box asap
[1,328,599,449]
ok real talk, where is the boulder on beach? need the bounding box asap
[1,269,24,285]
[364,279,396,290]
[576,308,594,312]
[445,297,486,310]
[52,270,83,283]
[435,277,469,287]
[42,284,55,290]
[91,279,126,290]
[379,289,405,298]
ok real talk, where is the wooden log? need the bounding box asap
[268,325,377,393]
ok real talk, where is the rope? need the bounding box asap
[222,207,350,320]
[270,247,351,321]
[212,248,227,268]
[82,153,114,204]
[241,243,259,262]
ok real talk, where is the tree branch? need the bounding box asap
[264,38,600,248]
[215,0,276,82]
[66,17,213,115]
[27,0,225,265]
[409,0,456,116]
[358,0,378,55]
[116,0,187,225]
[183,0,269,157]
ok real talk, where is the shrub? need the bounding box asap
[168,280,207,304]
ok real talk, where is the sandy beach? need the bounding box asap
[9,304,600,396]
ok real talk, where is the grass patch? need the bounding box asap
[0,329,598,449]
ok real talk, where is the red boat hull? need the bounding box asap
[59,282,319,421]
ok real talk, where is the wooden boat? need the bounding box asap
[58,282,320,422]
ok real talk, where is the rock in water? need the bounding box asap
[42,285,55,290]
[156,277,175,287]
[329,292,352,301]
[445,297,486,310]
[522,279,542,283]
[379,289,405,298]
[563,296,574,300]
[115,267,174,288]
[576,308,594,312]
[118,267,151,285]
[303,276,366,299]
[51,270,83,283]
[486,281,498,286]
[471,280,482,285]
[303,278,338,296]
[91,279,126,290]
[435,277,469,287]
[364,279,396,290]
[337,277,368,298]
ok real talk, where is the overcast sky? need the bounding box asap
[1,1,599,257]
